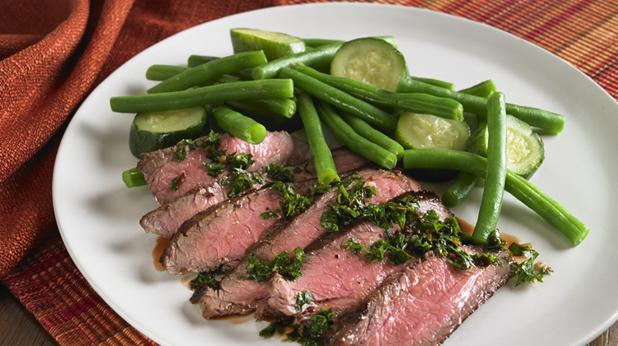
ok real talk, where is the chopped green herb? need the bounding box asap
[228,152,254,170]
[509,243,552,285]
[190,270,221,290]
[174,139,196,161]
[170,174,184,191]
[259,309,334,346]
[320,177,376,232]
[222,168,263,197]
[266,163,295,183]
[197,131,221,157]
[260,209,279,220]
[259,318,295,338]
[294,309,334,346]
[205,162,225,177]
[272,182,312,218]
[295,291,314,313]
[247,247,305,282]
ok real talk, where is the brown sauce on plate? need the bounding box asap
[152,236,169,272]
[456,217,520,248]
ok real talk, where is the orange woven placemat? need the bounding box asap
[3,1,616,345]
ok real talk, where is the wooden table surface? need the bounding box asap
[0,284,616,345]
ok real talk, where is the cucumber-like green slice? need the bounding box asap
[395,112,470,150]
[331,38,407,92]
[129,107,207,157]
[230,28,305,60]
[469,115,545,178]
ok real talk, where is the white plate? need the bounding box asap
[53,3,618,346]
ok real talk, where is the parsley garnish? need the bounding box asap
[190,270,222,290]
[320,177,376,232]
[247,247,304,282]
[174,139,197,162]
[222,168,263,197]
[271,182,312,218]
[295,291,314,313]
[260,209,279,220]
[228,152,254,170]
[206,162,225,177]
[266,164,295,183]
[259,309,334,346]
[341,194,499,271]
[509,243,552,285]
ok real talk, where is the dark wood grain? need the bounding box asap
[0,285,55,346]
[0,283,615,345]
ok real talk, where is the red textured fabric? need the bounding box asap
[1,0,616,344]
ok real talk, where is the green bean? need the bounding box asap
[401,149,588,246]
[458,79,497,97]
[409,76,454,90]
[291,64,463,121]
[302,38,344,47]
[279,67,397,131]
[148,51,267,93]
[122,167,146,188]
[397,77,565,134]
[442,173,478,207]
[145,64,186,81]
[187,55,219,67]
[226,99,296,119]
[297,94,339,185]
[253,43,341,79]
[187,55,253,79]
[317,102,397,169]
[341,113,404,155]
[212,106,267,144]
[110,79,294,113]
[472,92,507,244]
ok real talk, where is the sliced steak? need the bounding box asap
[138,131,306,204]
[160,180,313,274]
[262,191,451,320]
[197,169,421,319]
[330,248,512,346]
[140,149,366,237]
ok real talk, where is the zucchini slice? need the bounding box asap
[469,115,544,178]
[395,112,470,150]
[129,107,207,157]
[331,37,407,92]
[230,28,305,60]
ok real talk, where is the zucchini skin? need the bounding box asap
[129,113,206,158]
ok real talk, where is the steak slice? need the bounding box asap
[160,180,313,274]
[197,169,421,319]
[140,149,366,238]
[138,131,306,204]
[262,191,451,320]
[330,248,512,346]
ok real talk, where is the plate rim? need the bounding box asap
[52,3,618,346]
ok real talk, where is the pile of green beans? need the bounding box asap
[402,149,588,246]
[279,67,397,131]
[297,94,339,185]
[317,102,398,170]
[397,77,565,134]
[291,64,464,121]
